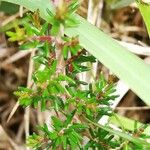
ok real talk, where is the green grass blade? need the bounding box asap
[111,0,134,9]
[137,1,150,36]
[110,114,150,134]
[86,117,150,148]
[2,0,150,106]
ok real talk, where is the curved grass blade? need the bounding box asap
[137,1,150,36]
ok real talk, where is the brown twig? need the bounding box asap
[24,49,35,150]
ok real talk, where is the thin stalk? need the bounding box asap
[85,117,150,148]
[24,50,35,150]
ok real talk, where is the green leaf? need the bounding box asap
[74,55,96,63]
[54,137,62,148]
[48,131,58,140]
[0,17,29,32]
[51,22,60,36]
[62,45,69,60]
[29,25,40,35]
[71,130,82,141]
[70,46,78,55]
[68,133,78,150]
[72,63,90,73]
[0,1,19,14]
[51,116,63,131]
[65,86,76,97]
[70,123,87,131]
[6,27,25,42]
[64,110,76,127]
[62,136,67,150]
[137,1,150,36]
[19,42,37,50]
[27,133,41,148]
[110,114,150,135]
[34,68,51,83]
[19,97,32,106]
[50,59,57,74]
[84,141,94,149]
[40,22,49,35]
[56,74,76,85]
[55,83,66,93]
[110,0,134,9]
[68,0,80,14]
[16,86,33,94]
[41,98,46,111]
[65,16,79,27]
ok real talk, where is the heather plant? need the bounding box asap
[2,0,150,149]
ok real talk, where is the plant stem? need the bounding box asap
[84,116,150,148]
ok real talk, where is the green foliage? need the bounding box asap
[27,117,87,150]
[110,114,150,134]
[4,0,150,149]
[0,1,19,14]
[6,25,26,42]
[47,0,79,35]
[3,0,150,106]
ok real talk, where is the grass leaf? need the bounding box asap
[137,1,150,36]
[110,0,134,9]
